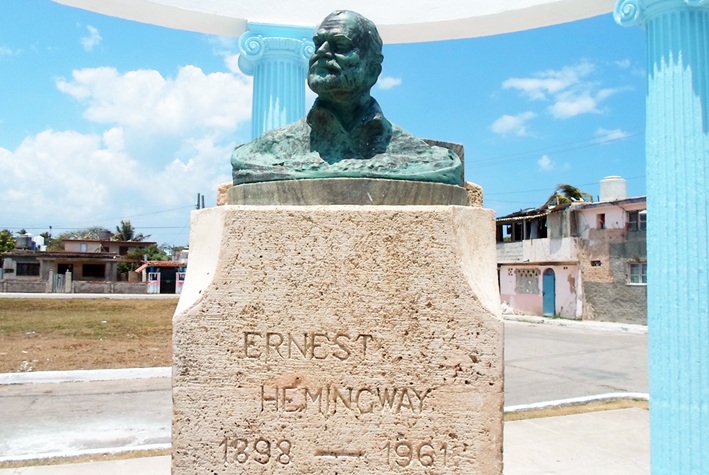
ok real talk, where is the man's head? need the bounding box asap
[307,10,384,100]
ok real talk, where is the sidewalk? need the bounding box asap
[503,313,648,334]
[0,407,649,474]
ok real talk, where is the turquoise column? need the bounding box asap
[238,23,314,139]
[615,1,709,473]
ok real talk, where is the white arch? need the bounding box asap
[51,0,615,43]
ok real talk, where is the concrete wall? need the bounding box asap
[497,241,522,262]
[497,235,578,264]
[0,280,147,294]
[499,264,580,318]
[579,227,647,324]
[0,280,48,293]
[72,281,147,294]
[583,282,647,324]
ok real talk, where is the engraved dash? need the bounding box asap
[314,449,364,458]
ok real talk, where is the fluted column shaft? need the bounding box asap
[238,23,314,139]
[615,1,709,473]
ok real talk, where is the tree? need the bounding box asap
[0,229,15,253]
[544,184,593,208]
[113,220,149,242]
[56,226,110,240]
[118,244,169,274]
[126,244,169,262]
[39,232,59,251]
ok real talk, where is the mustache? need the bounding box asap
[309,58,341,73]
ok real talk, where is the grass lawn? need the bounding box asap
[0,298,176,373]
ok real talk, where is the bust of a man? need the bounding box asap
[231,10,463,186]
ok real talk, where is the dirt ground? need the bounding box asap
[0,298,176,373]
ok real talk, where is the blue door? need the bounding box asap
[543,268,556,316]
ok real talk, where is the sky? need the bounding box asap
[0,1,647,247]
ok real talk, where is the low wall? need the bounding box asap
[583,281,647,324]
[0,280,147,294]
[72,281,147,294]
[0,280,48,293]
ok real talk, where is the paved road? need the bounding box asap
[504,321,647,406]
[0,379,171,461]
[0,320,647,461]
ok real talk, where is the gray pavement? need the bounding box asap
[0,316,650,473]
[504,319,647,406]
[0,408,649,474]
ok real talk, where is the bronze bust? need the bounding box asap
[231,10,463,186]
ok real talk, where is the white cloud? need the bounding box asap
[0,45,15,57]
[614,59,631,69]
[56,66,253,136]
[490,111,536,136]
[81,25,102,52]
[376,76,402,90]
[0,65,252,243]
[503,62,595,101]
[548,93,598,119]
[0,129,139,225]
[548,87,621,119]
[502,61,621,120]
[537,154,554,171]
[595,127,631,144]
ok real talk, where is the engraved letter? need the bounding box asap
[413,388,432,412]
[396,388,414,413]
[288,333,308,359]
[333,333,352,361]
[282,387,303,413]
[265,332,286,359]
[261,385,278,412]
[305,387,324,414]
[354,388,374,413]
[377,388,398,411]
[356,334,374,357]
[332,386,352,411]
[244,332,263,358]
[311,333,330,360]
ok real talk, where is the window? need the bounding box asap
[629,263,647,284]
[16,263,40,276]
[627,210,647,231]
[597,213,606,229]
[82,264,106,278]
[80,243,88,252]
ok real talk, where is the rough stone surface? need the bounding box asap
[216,182,231,206]
[227,178,469,206]
[173,205,503,474]
[465,181,483,207]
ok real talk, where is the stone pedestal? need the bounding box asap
[173,204,503,474]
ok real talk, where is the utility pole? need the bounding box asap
[195,193,205,210]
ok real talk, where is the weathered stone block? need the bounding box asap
[173,205,503,474]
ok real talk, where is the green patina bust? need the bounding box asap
[231,10,464,187]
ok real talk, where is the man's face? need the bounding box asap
[307,13,378,99]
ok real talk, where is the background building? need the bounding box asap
[496,176,647,323]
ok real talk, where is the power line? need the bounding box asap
[471,127,644,169]
[485,175,646,197]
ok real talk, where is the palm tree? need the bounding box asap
[544,184,593,208]
[113,220,149,241]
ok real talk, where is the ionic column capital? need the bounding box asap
[615,0,709,27]
[237,23,314,76]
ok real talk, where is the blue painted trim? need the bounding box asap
[238,22,315,138]
[616,1,709,473]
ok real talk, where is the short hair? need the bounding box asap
[325,10,383,65]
